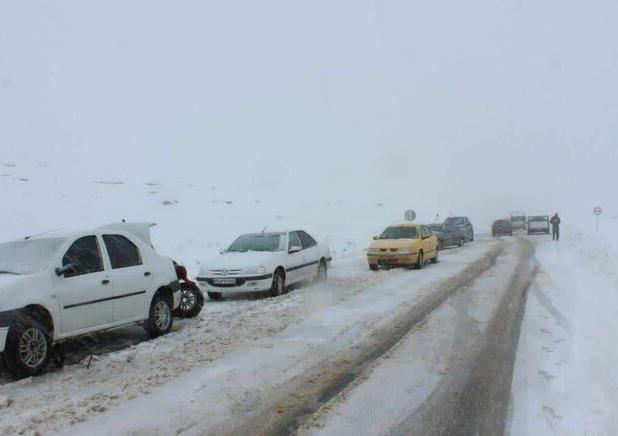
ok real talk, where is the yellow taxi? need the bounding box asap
[367,223,439,270]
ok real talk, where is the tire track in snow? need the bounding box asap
[223,241,508,435]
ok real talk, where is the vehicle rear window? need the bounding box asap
[529,216,548,222]
[103,234,143,269]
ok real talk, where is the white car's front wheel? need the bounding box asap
[2,315,52,379]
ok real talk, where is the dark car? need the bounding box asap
[492,219,513,236]
[444,216,474,242]
[428,223,467,249]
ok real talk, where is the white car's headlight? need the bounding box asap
[398,248,414,254]
[256,266,266,275]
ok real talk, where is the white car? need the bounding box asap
[0,222,181,379]
[196,231,331,300]
[527,215,550,235]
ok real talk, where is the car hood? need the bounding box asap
[369,239,420,250]
[200,251,280,273]
[0,273,30,289]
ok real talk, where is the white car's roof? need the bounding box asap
[24,222,156,246]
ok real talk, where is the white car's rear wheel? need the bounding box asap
[316,260,327,282]
[144,293,173,338]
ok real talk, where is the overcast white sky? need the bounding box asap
[1,0,617,224]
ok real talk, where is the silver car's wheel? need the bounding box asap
[18,328,48,369]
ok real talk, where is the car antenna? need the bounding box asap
[262,226,268,233]
[25,228,63,240]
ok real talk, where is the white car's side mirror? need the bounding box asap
[289,246,302,254]
[55,264,76,277]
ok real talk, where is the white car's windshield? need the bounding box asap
[0,238,66,275]
[226,234,283,253]
[379,227,418,240]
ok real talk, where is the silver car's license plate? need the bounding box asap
[213,278,236,285]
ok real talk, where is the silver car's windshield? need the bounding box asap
[0,238,66,275]
[226,234,284,253]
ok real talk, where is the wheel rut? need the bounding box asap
[217,241,509,436]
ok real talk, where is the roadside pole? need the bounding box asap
[594,207,602,232]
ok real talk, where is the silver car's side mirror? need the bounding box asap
[289,245,302,254]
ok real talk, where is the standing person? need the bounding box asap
[550,213,561,241]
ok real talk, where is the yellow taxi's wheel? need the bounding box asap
[415,251,424,269]
[431,247,439,264]
[369,264,378,271]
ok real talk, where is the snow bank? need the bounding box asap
[509,225,618,435]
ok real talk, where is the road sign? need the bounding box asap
[404,209,416,222]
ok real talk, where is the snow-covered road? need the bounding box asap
[299,237,536,436]
[0,237,510,435]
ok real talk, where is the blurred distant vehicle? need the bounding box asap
[0,222,181,379]
[444,216,474,242]
[367,223,439,270]
[428,223,466,249]
[510,211,527,231]
[196,231,331,300]
[527,215,550,235]
[492,219,513,236]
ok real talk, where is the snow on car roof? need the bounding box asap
[23,222,156,244]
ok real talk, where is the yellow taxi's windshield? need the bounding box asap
[379,227,418,240]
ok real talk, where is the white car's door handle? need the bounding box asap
[101,279,111,285]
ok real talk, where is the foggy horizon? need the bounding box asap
[1,0,617,227]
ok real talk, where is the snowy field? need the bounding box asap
[508,223,618,435]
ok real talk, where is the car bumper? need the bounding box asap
[367,253,418,267]
[0,327,8,353]
[195,274,273,293]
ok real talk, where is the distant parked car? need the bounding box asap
[196,231,331,300]
[492,219,513,236]
[527,215,550,235]
[367,223,439,270]
[428,223,466,249]
[0,222,181,379]
[510,211,527,231]
[444,216,474,242]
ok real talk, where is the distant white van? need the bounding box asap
[510,211,527,231]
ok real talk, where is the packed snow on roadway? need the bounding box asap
[1,161,618,435]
